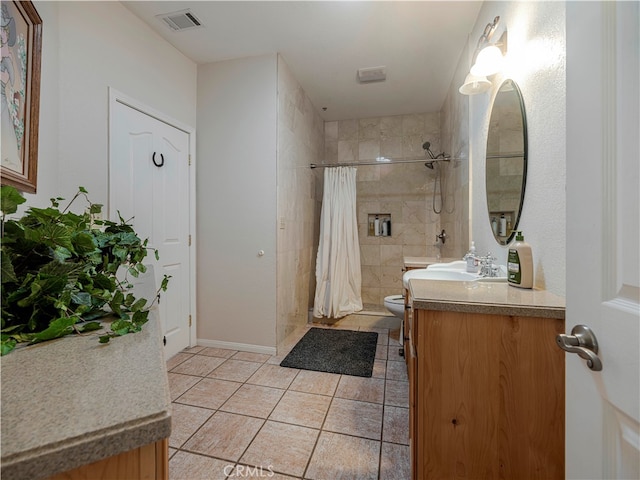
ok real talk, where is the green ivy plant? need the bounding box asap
[0,185,169,355]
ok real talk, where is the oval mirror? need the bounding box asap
[485,79,528,245]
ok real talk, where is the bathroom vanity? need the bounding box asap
[0,311,171,480]
[406,278,565,479]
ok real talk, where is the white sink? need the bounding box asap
[402,260,507,288]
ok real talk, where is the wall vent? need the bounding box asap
[157,9,203,32]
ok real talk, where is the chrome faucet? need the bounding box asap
[478,253,498,277]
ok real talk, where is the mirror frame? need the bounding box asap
[485,79,528,246]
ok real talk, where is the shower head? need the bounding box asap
[423,141,437,159]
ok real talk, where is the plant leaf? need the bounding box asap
[1,338,17,355]
[78,321,102,333]
[1,253,18,284]
[1,186,26,215]
[30,317,77,343]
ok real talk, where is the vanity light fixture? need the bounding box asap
[459,16,507,95]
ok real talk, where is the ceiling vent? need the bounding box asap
[156,9,203,32]
[357,66,387,84]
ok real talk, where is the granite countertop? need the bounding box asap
[0,309,171,480]
[409,279,565,319]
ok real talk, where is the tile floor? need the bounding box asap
[167,314,409,480]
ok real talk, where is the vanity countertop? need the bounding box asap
[403,256,459,269]
[0,309,171,480]
[409,279,565,319]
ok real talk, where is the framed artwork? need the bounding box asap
[1,1,42,193]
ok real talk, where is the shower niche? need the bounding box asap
[368,214,392,237]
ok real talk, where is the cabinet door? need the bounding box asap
[48,439,168,480]
[415,309,564,479]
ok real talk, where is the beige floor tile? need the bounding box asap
[182,345,205,354]
[167,373,201,401]
[375,343,388,360]
[183,411,264,461]
[388,328,402,346]
[166,352,194,371]
[169,450,231,480]
[386,360,408,381]
[383,406,409,445]
[380,442,410,479]
[335,376,385,404]
[171,355,227,377]
[168,447,177,459]
[385,379,409,407]
[230,465,298,479]
[198,346,238,358]
[207,359,262,383]
[288,369,340,396]
[372,360,387,379]
[323,397,383,440]
[220,384,285,418]
[269,391,331,428]
[232,351,271,363]
[387,343,405,362]
[169,403,214,448]
[175,378,242,410]
[247,363,299,389]
[305,431,380,480]
[240,421,318,477]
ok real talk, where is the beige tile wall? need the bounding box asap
[323,113,445,308]
[276,56,325,346]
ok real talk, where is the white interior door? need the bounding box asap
[110,99,192,359]
[566,2,639,478]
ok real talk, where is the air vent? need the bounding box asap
[357,66,387,84]
[156,9,203,32]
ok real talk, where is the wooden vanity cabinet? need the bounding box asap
[409,308,565,479]
[47,439,168,480]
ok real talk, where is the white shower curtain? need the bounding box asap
[313,166,363,318]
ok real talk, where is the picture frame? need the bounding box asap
[1,1,42,193]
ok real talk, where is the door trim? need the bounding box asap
[107,87,197,350]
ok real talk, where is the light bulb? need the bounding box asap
[470,45,504,77]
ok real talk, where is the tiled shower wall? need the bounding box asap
[322,114,444,310]
[276,56,325,345]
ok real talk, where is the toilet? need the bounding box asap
[384,295,405,319]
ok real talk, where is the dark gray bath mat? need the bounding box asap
[280,328,378,377]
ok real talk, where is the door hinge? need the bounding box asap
[188,234,192,246]
[189,315,192,327]
[188,154,191,166]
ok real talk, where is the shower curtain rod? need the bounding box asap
[309,157,452,169]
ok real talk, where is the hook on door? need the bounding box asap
[152,152,165,167]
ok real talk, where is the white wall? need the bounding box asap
[468,1,566,295]
[197,55,278,351]
[23,2,196,210]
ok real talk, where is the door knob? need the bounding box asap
[556,324,602,371]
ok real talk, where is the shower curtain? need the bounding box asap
[313,166,363,318]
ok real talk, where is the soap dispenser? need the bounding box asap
[465,241,477,273]
[508,231,533,288]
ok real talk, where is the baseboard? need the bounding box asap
[196,338,277,356]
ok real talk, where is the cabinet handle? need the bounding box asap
[556,325,602,371]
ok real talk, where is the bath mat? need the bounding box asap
[280,328,378,377]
